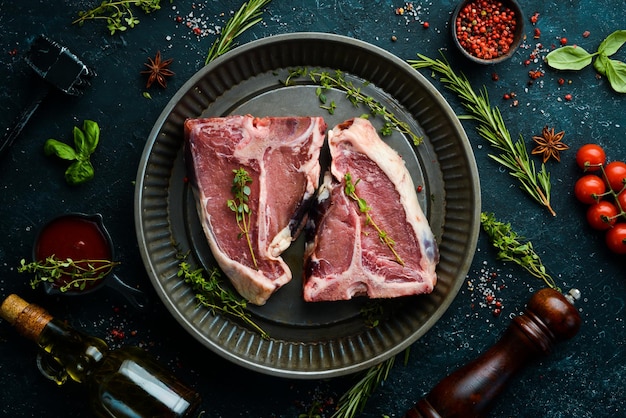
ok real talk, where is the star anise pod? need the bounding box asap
[141,51,174,88]
[531,126,569,163]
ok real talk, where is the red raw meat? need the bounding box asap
[303,118,438,302]
[185,115,326,305]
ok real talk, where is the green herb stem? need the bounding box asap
[344,173,405,266]
[480,212,560,291]
[177,261,268,339]
[331,356,396,418]
[409,54,555,216]
[227,168,258,269]
[73,0,165,34]
[19,256,119,292]
[284,68,423,146]
[205,0,272,64]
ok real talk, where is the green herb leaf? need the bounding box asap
[44,139,78,160]
[177,258,268,339]
[545,45,594,71]
[205,0,272,64]
[19,255,119,293]
[284,68,423,145]
[604,58,626,93]
[480,212,560,291]
[45,120,101,185]
[65,160,95,185]
[82,119,100,155]
[597,29,626,56]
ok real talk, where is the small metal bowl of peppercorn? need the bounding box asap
[451,0,524,64]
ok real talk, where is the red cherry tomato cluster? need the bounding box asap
[574,144,626,254]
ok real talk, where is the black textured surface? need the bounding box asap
[1,1,625,417]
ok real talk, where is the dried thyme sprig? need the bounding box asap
[284,68,423,146]
[331,356,396,418]
[480,212,560,291]
[73,0,166,35]
[19,256,119,292]
[205,0,272,64]
[177,260,268,339]
[409,54,555,216]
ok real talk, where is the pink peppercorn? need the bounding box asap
[455,0,518,60]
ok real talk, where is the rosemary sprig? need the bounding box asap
[73,0,166,35]
[18,256,119,292]
[409,53,555,216]
[344,173,405,266]
[284,68,423,146]
[332,356,396,418]
[480,212,560,291]
[227,168,258,269]
[177,261,269,339]
[205,0,272,64]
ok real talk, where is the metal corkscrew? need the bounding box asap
[404,288,582,418]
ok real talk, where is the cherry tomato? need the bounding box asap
[574,174,605,204]
[605,161,626,192]
[586,201,619,230]
[606,223,626,254]
[575,144,606,171]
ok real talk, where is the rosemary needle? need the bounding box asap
[205,0,272,64]
[409,53,555,216]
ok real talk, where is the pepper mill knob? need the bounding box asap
[404,287,581,418]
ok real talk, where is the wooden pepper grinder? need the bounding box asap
[405,287,582,418]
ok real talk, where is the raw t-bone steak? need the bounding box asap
[303,117,439,302]
[185,115,326,305]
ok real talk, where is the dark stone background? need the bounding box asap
[0,0,624,416]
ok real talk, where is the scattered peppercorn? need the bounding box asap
[530,12,539,24]
[564,93,572,101]
[423,21,430,29]
[560,37,568,45]
[455,0,518,60]
[529,69,544,80]
[417,185,423,193]
[558,78,565,86]
[503,93,511,100]
[533,28,541,38]
[582,30,590,38]
[391,35,397,41]
[491,72,499,81]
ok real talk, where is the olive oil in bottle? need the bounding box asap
[0,294,201,418]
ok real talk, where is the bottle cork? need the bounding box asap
[0,294,52,341]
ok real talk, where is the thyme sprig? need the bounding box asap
[177,260,268,339]
[284,68,423,146]
[205,0,272,64]
[344,173,405,266]
[409,54,555,216]
[480,212,560,291]
[331,356,396,418]
[18,256,119,292]
[73,0,166,35]
[227,168,258,269]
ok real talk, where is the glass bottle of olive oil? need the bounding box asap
[0,294,201,418]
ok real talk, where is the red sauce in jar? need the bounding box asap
[35,215,112,292]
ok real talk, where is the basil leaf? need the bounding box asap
[604,58,626,93]
[597,30,626,56]
[65,160,94,185]
[73,126,87,156]
[82,120,100,155]
[44,139,78,160]
[545,46,594,70]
